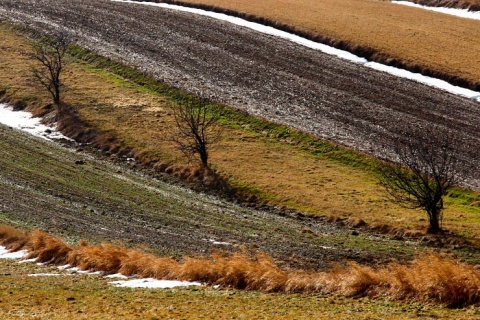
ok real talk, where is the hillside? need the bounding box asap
[0,0,479,318]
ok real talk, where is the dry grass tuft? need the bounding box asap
[0,224,479,307]
[67,243,129,274]
[26,230,72,264]
[176,252,288,292]
[0,224,30,251]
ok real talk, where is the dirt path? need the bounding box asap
[0,0,479,189]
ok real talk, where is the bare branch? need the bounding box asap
[377,126,465,233]
[30,32,71,106]
[170,99,221,167]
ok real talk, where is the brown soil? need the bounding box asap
[0,0,479,190]
[156,0,480,89]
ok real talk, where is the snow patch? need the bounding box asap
[28,273,74,277]
[392,1,480,20]
[112,0,480,103]
[206,238,231,246]
[0,103,74,141]
[110,278,202,289]
[319,246,334,250]
[57,264,72,270]
[18,258,37,264]
[105,273,134,279]
[0,246,28,259]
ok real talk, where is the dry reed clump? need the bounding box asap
[0,224,479,306]
[25,230,72,264]
[176,252,289,292]
[0,224,30,251]
[118,249,179,279]
[67,243,129,274]
[318,254,480,307]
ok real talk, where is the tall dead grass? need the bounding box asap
[0,224,478,307]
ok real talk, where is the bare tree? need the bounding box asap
[377,127,465,233]
[171,99,221,167]
[31,32,70,106]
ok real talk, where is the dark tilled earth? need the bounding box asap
[0,0,479,268]
[0,0,479,188]
[0,124,420,269]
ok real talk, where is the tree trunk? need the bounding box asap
[427,209,442,234]
[199,142,208,167]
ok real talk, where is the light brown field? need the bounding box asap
[170,0,480,86]
[1,23,479,239]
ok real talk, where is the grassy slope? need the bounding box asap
[1,23,479,242]
[3,259,479,320]
[3,123,429,267]
[163,0,480,86]
[0,24,479,319]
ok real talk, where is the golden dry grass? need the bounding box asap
[1,224,479,307]
[168,0,480,87]
[1,22,479,239]
[26,230,73,264]
[3,257,477,320]
[0,224,30,251]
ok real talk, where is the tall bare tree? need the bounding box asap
[377,127,465,233]
[171,99,221,167]
[31,32,70,106]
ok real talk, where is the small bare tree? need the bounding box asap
[31,32,70,106]
[171,99,221,167]
[378,128,464,233]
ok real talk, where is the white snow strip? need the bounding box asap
[0,244,200,289]
[392,1,480,20]
[112,0,480,103]
[105,273,133,279]
[110,278,202,288]
[0,103,74,141]
[28,273,74,277]
[57,264,71,270]
[18,258,37,264]
[0,246,29,259]
[206,239,231,246]
[65,267,104,275]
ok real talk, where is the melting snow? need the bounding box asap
[110,278,202,289]
[105,273,132,279]
[206,238,231,246]
[0,246,203,289]
[57,264,72,270]
[18,258,37,264]
[0,246,28,259]
[28,273,74,277]
[112,0,480,103]
[392,1,480,20]
[0,103,73,141]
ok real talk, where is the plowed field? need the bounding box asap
[1,0,478,187]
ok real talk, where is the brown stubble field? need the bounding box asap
[166,0,480,88]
